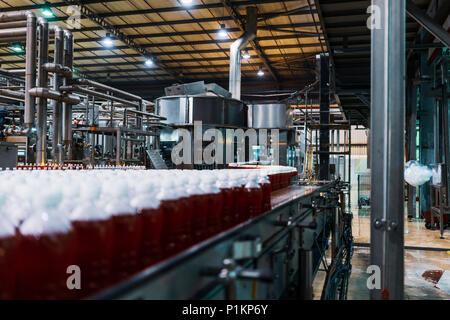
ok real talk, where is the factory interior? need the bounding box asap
[0,0,448,302]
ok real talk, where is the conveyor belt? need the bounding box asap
[93,182,337,300]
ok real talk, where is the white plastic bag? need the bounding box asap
[404,160,433,187]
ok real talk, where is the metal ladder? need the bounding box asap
[146,149,168,169]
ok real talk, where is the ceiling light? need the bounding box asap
[102,33,113,48]
[180,0,193,5]
[42,3,54,17]
[145,58,154,67]
[257,67,264,77]
[218,24,227,38]
[243,50,251,60]
[11,43,24,53]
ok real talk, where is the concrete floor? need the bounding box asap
[313,205,450,300]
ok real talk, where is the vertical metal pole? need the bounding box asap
[348,125,351,211]
[116,128,121,166]
[407,82,418,218]
[51,27,64,163]
[433,99,440,163]
[36,19,48,164]
[344,130,347,182]
[298,249,313,300]
[337,130,341,177]
[440,59,450,206]
[419,50,435,218]
[319,54,330,181]
[331,129,335,168]
[370,0,406,300]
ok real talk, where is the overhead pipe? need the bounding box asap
[0,68,25,83]
[61,85,141,108]
[0,20,27,29]
[43,63,72,77]
[0,88,25,99]
[0,27,27,37]
[229,6,257,100]
[29,87,81,105]
[74,78,143,102]
[0,36,27,43]
[36,17,49,165]
[3,69,25,74]
[50,24,64,163]
[62,30,74,157]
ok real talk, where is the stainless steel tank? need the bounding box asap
[248,104,293,129]
[155,94,247,127]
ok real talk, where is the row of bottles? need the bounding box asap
[13,164,146,171]
[0,166,296,299]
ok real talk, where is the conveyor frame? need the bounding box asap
[93,180,351,300]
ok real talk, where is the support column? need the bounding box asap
[407,81,418,218]
[370,0,406,300]
[318,54,330,181]
[419,50,435,218]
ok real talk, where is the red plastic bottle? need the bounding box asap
[175,183,194,247]
[158,184,186,257]
[16,212,75,300]
[131,195,164,269]
[244,176,263,218]
[70,204,114,298]
[201,177,224,236]
[187,179,209,243]
[0,218,17,300]
[258,174,272,213]
[106,201,142,283]
[217,177,234,229]
[230,173,246,224]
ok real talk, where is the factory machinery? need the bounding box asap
[0,9,354,300]
[0,11,165,167]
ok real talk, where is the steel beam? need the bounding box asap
[60,0,179,80]
[370,0,406,300]
[406,0,450,49]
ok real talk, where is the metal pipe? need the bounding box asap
[0,36,27,43]
[4,69,25,74]
[0,27,27,37]
[62,85,141,107]
[0,88,25,99]
[0,20,26,29]
[36,17,49,165]
[62,30,74,156]
[298,249,313,299]
[29,87,81,105]
[43,63,72,77]
[50,24,64,163]
[26,15,37,128]
[74,78,143,102]
[229,6,257,100]
[406,0,450,48]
